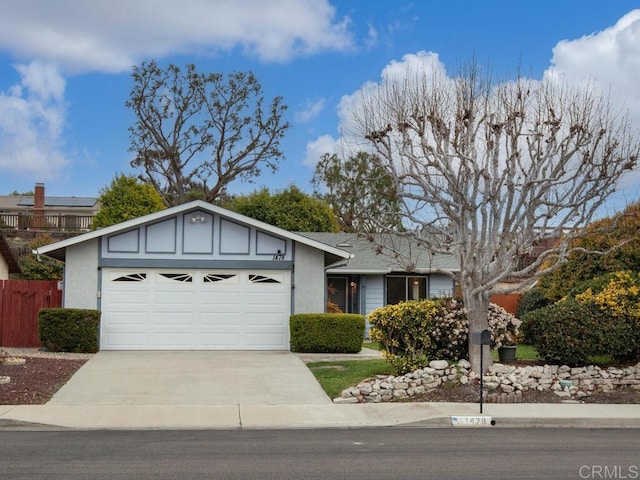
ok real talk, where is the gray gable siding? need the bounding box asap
[100,209,291,267]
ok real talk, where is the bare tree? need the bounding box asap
[127,61,290,206]
[350,64,639,373]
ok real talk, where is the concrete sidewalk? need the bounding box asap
[1,402,639,430]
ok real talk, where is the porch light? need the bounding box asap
[190,214,206,224]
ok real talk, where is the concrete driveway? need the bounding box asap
[48,351,332,406]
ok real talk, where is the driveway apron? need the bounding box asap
[48,351,332,405]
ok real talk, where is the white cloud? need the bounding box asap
[303,51,449,171]
[0,0,354,73]
[295,98,326,123]
[544,9,640,200]
[0,62,69,179]
[303,134,339,166]
[544,10,640,121]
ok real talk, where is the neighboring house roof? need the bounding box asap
[0,232,21,274]
[298,232,459,274]
[35,200,353,263]
[17,196,98,208]
[0,195,98,211]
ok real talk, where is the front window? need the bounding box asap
[386,276,427,304]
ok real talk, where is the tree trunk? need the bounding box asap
[463,290,493,374]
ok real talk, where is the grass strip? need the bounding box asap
[307,359,394,399]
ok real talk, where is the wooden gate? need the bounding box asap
[0,280,63,347]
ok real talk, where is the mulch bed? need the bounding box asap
[0,357,88,405]
[396,381,640,404]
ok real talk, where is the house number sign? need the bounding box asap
[272,253,285,261]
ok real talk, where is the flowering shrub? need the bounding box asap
[368,300,439,374]
[523,271,640,364]
[368,297,521,373]
[575,271,640,318]
[575,271,640,361]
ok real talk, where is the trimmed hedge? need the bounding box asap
[523,271,640,365]
[521,299,637,365]
[38,308,101,353]
[290,313,365,353]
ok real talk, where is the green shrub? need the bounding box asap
[368,300,438,373]
[38,308,101,353]
[574,271,640,361]
[368,298,521,374]
[516,288,552,318]
[521,299,635,365]
[289,313,365,353]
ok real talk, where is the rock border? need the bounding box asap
[334,359,640,403]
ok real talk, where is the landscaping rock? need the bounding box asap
[429,360,448,370]
[335,360,640,403]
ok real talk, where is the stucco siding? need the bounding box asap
[64,238,99,309]
[293,242,325,314]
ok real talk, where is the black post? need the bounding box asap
[472,329,490,415]
[480,344,484,414]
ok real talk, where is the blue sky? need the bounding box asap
[0,1,639,212]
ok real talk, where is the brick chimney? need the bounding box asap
[33,182,45,228]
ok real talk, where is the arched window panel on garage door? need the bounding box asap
[203,273,239,284]
[249,274,283,284]
[111,272,147,282]
[157,272,193,283]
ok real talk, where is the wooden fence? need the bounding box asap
[0,280,63,347]
[0,213,93,232]
[490,293,523,315]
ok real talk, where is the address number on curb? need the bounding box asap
[451,416,494,427]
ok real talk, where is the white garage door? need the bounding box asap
[100,268,291,350]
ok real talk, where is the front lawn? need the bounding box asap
[491,344,539,361]
[306,359,393,399]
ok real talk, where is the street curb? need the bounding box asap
[395,416,640,429]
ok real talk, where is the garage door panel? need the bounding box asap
[154,313,195,325]
[244,333,286,348]
[101,268,290,350]
[104,332,150,348]
[246,310,281,321]
[152,334,195,348]
[199,315,242,326]
[107,313,148,326]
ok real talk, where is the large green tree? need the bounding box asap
[222,186,340,232]
[92,174,165,229]
[312,151,403,232]
[536,201,640,302]
[127,60,290,206]
[14,234,62,280]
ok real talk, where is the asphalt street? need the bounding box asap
[1,428,639,480]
